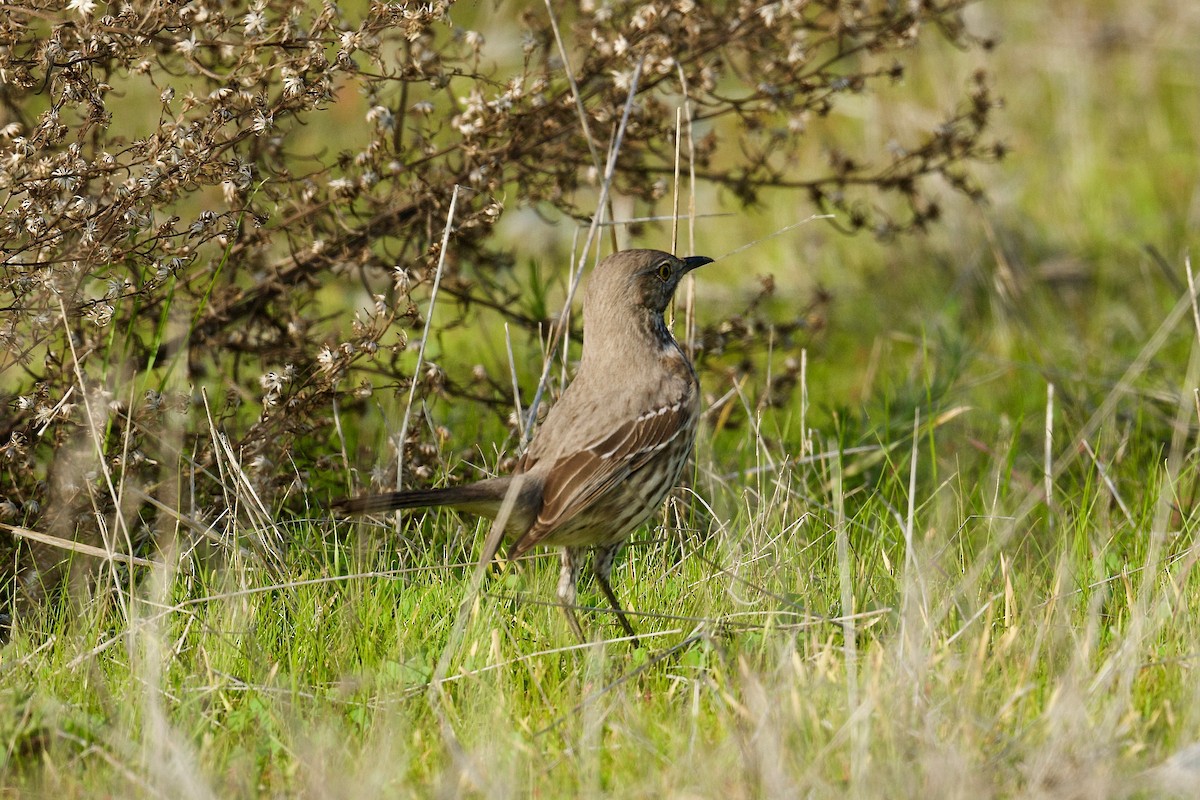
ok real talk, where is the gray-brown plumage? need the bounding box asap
[334,249,713,644]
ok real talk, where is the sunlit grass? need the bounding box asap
[7,383,1200,795]
[5,0,1200,796]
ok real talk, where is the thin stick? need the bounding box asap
[686,101,697,254]
[1186,255,1200,348]
[1043,383,1054,513]
[34,385,74,436]
[0,523,155,568]
[542,0,615,252]
[717,215,834,262]
[1082,440,1135,529]
[832,444,864,782]
[799,348,809,458]
[542,0,603,174]
[129,487,248,554]
[113,380,138,548]
[683,92,699,354]
[671,106,682,255]
[666,107,683,332]
[903,409,926,613]
[427,475,524,773]
[55,294,131,618]
[524,58,646,439]
[332,395,351,492]
[504,322,525,440]
[431,478,522,682]
[592,212,733,226]
[396,184,461,494]
[212,425,285,566]
[199,388,232,510]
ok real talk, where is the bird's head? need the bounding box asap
[585,249,714,318]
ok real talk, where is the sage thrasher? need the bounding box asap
[334,249,713,644]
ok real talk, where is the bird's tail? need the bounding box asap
[330,476,514,518]
[332,488,456,515]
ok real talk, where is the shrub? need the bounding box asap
[0,0,999,618]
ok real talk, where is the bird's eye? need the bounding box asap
[655,262,672,282]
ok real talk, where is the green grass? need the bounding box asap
[7,408,1200,795]
[6,1,1200,796]
[4,434,1197,796]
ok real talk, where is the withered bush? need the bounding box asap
[0,0,999,616]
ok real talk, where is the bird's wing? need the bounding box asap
[510,399,693,556]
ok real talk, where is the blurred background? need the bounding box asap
[3,1,1200,792]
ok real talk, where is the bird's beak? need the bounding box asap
[681,255,714,272]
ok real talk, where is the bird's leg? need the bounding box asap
[557,547,586,643]
[594,544,641,647]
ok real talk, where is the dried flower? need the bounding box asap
[67,0,96,18]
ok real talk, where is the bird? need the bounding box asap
[334,249,714,645]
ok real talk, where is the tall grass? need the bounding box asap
[6,384,1200,795]
[5,0,1200,796]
